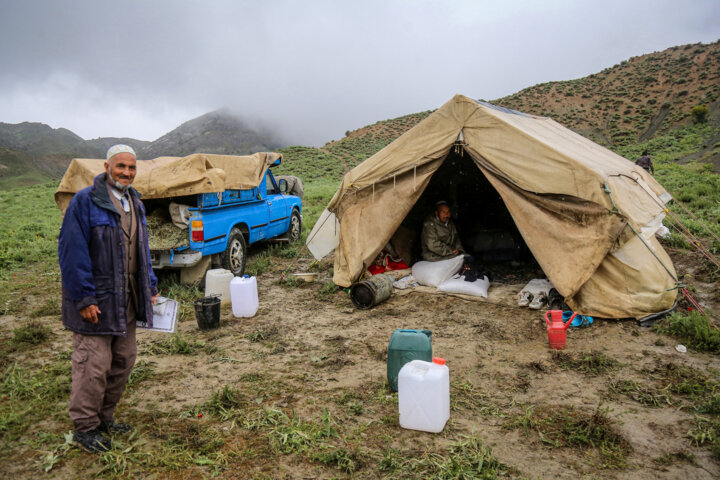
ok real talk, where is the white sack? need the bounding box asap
[411,255,465,288]
[438,274,490,298]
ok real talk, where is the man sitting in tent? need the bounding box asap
[420,201,465,261]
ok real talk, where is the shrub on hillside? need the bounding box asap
[691,105,710,124]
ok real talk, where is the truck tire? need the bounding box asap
[286,210,302,243]
[222,228,247,276]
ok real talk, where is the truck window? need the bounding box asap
[266,171,279,195]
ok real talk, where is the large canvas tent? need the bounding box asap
[307,94,677,319]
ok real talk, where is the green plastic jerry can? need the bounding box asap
[387,329,432,392]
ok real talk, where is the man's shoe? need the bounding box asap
[99,420,133,435]
[548,288,564,310]
[517,291,533,307]
[528,292,548,310]
[73,429,111,453]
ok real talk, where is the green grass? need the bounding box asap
[552,350,622,376]
[652,311,720,353]
[143,333,219,356]
[11,319,52,347]
[0,360,71,443]
[378,434,506,479]
[505,405,631,469]
[0,182,62,273]
[608,379,671,407]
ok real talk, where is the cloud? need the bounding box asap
[0,0,718,145]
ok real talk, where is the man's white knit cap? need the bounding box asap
[106,144,136,161]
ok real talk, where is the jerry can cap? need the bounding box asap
[432,357,446,365]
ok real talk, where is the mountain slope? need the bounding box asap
[493,41,720,147]
[0,148,52,189]
[138,109,286,159]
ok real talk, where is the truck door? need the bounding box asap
[265,170,288,238]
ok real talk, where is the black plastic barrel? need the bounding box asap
[350,274,393,309]
[194,296,221,330]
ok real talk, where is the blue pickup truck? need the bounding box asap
[148,161,302,279]
[55,152,303,283]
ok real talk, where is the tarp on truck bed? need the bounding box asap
[55,152,282,212]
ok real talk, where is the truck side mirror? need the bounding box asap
[278,179,288,193]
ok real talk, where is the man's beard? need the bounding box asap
[107,169,131,191]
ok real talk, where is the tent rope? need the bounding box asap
[664,213,720,270]
[604,182,676,281]
[604,181,718,325]
[682,287,706,315]
[624,220,678,283]
[672,196,720,245]
[620,174,720,270]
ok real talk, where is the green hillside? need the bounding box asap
[0,148,53,190]
[495,41,720,149]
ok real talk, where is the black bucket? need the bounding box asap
[350,274,393,309]
[194,296,221,330]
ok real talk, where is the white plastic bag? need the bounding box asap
[411,255,465,287]
[437,274,490,298]
[393,275,418,290]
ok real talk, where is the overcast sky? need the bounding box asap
[1,0,719,146]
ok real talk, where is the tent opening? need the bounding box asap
[391,149,536,270]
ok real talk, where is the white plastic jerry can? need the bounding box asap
[398,357,450,433]
[230,275,259,318]
[205,268,233,304]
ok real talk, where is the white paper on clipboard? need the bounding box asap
[137,296,178,333]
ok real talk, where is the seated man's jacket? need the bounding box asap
[421,213,464,261]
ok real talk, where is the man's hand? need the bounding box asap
[152,295,159,305]
[80,305,101,324]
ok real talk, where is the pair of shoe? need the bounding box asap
[74,421,132,454]
[73,429,111,453]
[517,291,548,309]
[528,292,547,310]
[517,291,533,307]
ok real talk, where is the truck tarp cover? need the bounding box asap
[55,152,282,212]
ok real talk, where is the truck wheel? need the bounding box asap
[286,210,302,243]
[222,228,247,276]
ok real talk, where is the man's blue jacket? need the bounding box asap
[58,173,159,335]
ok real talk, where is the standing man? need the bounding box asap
[421,201,465,261]
[58,144,158,453]
[635,150,654,174]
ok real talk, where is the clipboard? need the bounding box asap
[137,296,178,333]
